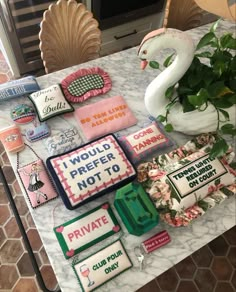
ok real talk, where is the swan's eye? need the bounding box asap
[142,50,147,55]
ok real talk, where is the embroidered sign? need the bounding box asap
[46,134,137,210]
[74,95,137,140]
[167,153,234,211]
[73,240,132,292]
[119,122,173,162]
[54,203,120,259]
[28,84,74,122]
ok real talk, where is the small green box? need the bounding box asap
[114,183,159,236]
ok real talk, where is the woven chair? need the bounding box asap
[163,0,204,31]
[39,0,101,74]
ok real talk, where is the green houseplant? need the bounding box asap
[150,20,236,158]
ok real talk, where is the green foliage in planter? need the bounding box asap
[149,20,236,158]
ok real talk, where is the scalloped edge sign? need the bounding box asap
[54,202,121,259]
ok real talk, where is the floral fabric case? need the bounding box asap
[17,159,58,208]
[137,133,236,226]
[44,127,83,156]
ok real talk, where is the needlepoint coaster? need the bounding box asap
[11,104,36,124]
[54,202,121,259]
[73,240,132,292]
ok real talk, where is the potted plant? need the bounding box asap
[149,20,236,158]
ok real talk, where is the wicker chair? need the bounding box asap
[39,0,101,74]
[163,0,204,31]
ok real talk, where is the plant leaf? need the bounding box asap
[165,85,175,99]
[220,124,236,135]
[229,79,236,91]
[212,99,233,108]
[220,34,236,50]
[210,139,229,158]
[208,81,233,98]
[164,124,174,132]
[177,86,193,95]
[187,72,202,87]
[163,53,175,67]
[182,97,195,112]
[210,19,221,32]
[228,94,236,104]
[218,108,230,121]
[196,32,216,50]
[157,115,166,122]
[149,61,160,69]
[195,51,212,58]
[188,88,209,106]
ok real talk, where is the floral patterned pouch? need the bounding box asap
[137,133,236,226]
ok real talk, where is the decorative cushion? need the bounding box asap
[118,121,174,163]
[44,127,83,156]
[28,84,74,122]
[61,67,112,103]
[46,134,137,210]
[54,202,120,259]
[0,76,40,101]
[74,95,137,140]
[137,133,236,226]
[73,240,132,292]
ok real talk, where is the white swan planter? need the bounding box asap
[138,28,236,135]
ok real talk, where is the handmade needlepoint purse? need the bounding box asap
[46,134,137,210]
[17,144,58,208]
[137,133,236,226]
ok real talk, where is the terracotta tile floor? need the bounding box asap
[0,49,236,292]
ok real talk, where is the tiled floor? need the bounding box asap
[0,49,236,292]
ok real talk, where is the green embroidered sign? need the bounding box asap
[54,202,120,259]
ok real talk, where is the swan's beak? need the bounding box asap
[141,60,148,70]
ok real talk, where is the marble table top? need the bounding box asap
[1,20,235,292]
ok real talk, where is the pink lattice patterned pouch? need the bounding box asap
[74,95,137,140]
[61,67,112,103]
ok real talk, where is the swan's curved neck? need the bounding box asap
[145,30,195,115]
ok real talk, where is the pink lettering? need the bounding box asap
[68,233,74,242]
[74,229,82,239]
[101,215,109,224]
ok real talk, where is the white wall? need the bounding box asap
[0,21,20,78]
